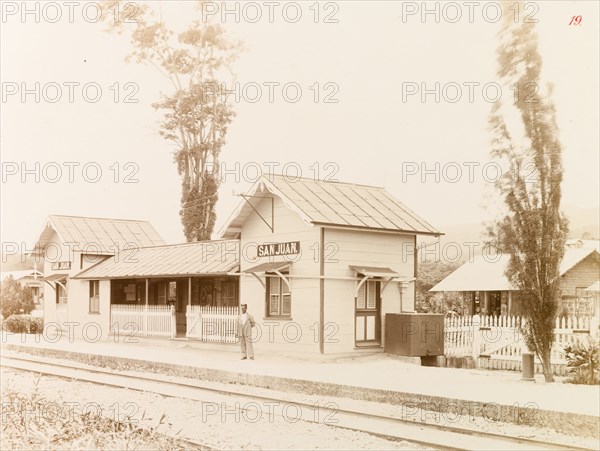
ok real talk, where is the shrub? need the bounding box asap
[29,316,44,334]
[564,339,600,385]
[2,314,43,334]
[1,275,35,319]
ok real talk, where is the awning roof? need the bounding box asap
[74,240,240,279]
[44,273,69,281]
[350,265,399,278]
[243,262,291,273]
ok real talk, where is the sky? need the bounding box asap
[1,0,599,250]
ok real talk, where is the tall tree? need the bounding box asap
[101,1,242,241]
[489,2,569,382]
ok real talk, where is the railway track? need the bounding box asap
[0,352,593,451]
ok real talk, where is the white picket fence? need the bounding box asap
[110,304,175,338]
[444,315,599,374]
[186,305,239,343]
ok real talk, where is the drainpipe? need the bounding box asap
[319,227,325,354]
[144,278,149,335]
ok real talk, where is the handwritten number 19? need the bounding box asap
[569,16,582,26]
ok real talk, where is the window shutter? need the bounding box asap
[282,293,291,316]
[367,281,376,309]
[357,282,366,309]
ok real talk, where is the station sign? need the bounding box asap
[257,241,300,257]
[51,261,71,270]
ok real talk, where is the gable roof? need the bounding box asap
[559,248,599,274]
[430,249,600,292]
[430,254,515,292]
[219,174,441,238]
[73,239,239,279]
[1,269,43,282]
[33,215,165,256]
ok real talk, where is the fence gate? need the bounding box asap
[186,305,239,343]
[110,304,176,338]
[444,314,599,375]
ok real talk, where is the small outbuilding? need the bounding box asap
[430,248,600,317]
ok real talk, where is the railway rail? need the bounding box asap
[0,352,594,451]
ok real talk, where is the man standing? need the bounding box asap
[238,303,255,360]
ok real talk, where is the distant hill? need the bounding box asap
[0,253,43,272]
[563,205,599,239]
[420,204,599,263]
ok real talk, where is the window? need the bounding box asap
[56,282,67,304]
[357,280,378,310]
[489,291,502,316]
[267,273,291,317]
[89,280,100,313]
[110,279,146,304]
[31,287,41,305]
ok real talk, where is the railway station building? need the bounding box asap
[34,175,442,354]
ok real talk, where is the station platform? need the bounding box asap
[1,332,598,437]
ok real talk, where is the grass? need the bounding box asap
[1,374,207,450]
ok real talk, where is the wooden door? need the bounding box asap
[355,280,381,345]
[221,281,238,306]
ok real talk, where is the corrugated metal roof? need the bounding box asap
[73,240,240,279]
[34,215,165,255]
[559,248,599,274]
[219,175,441,238]
[430,255,515,292]
[430,249,600,292]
